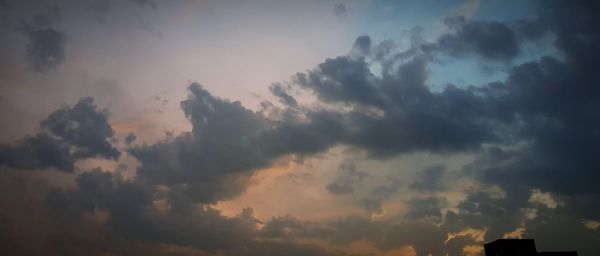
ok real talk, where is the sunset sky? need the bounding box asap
[1,1,599,255]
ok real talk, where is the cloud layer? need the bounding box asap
[1,1,599,256]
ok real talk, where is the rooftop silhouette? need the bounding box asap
[484,239,578,256]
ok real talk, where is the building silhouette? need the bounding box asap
[484,239,577,256]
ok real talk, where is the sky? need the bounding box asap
[0,0,599,255]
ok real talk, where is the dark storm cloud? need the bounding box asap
[465,0,600,199]
[512,18,549,41]
[296,55,502,157]
[0,97,119,172]
[41,97,120,159]
[3,1,600,255]
[129,83,342,203]
[129,25,515,204]
[256,2,600,252]
[129,83,271,203]
[285,0,600,203]
[293,55,383,107]
[130,83,337,202]
[0,133,74,171]
[435,15,519,60]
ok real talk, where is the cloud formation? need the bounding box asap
[21,5,66,72]
[0,97,119,172]
[1,1,600,255]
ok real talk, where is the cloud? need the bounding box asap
[2,1,600,255]
[410,165,446,192]
[293,53,383,107]
[40,168,351,256]
[0,97,119,172]
[21,5,66,72]
[0,133,74,171]
[24,27,66,72]
[124,132,137,145]
[405,196,447,219]
[357,180,400,213]
[269,83,297,107]
[40,97,120,159]
[326,162,370,195]
[128,83,272,203]
[349,35,371,58]
[435,15,519,60]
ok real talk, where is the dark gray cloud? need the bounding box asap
[293,55,383,107]
[269,83,297,107]
[295,55,501,157]
[2,1,600,255]
[41,97,120,160]
[40,168,350,256]
[21,5,66,72]
[24,26,66,72]
[512,18,549,41]
[48,169,256,251]
[284,1,600,207]
[0,97,119,172]
[465,0,600,201]
[0,133,74,171]
[129,83,271,203]
[435,15,519,60]
[349,35,371,57]
[124,132,136,145]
